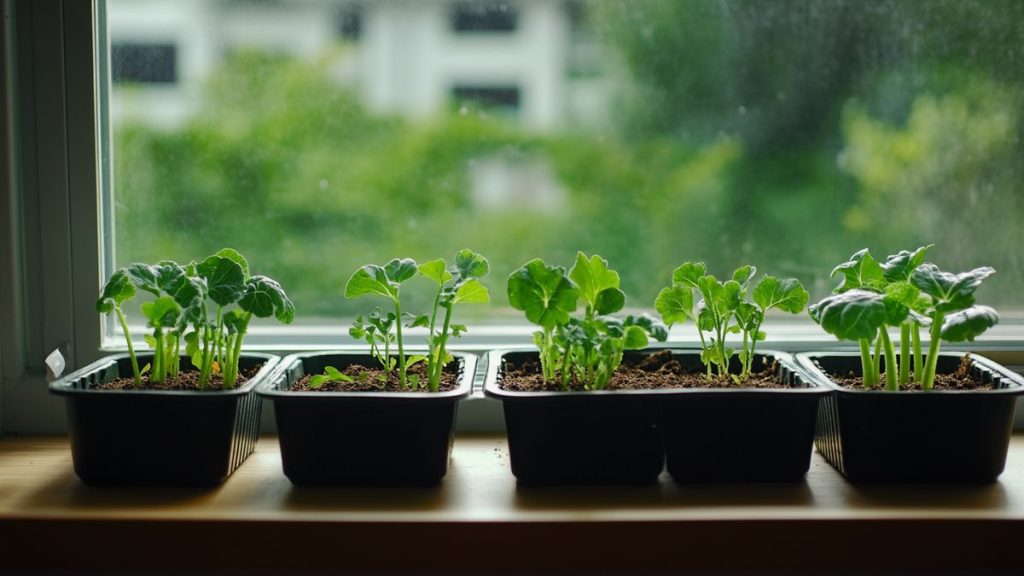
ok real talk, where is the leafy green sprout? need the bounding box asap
[507,252,667,391]
[655,262,808,380]
[97,249,294,390]
[808,246,997,390]
[308,365,353,390]
[343,250,490,391]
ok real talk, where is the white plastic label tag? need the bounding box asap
[45,349,66,381]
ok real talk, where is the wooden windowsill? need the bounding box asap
[0,434,1022,572]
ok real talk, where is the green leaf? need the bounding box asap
[141,296,180,329]
[506,259,579,329]
[672,261,706,288]
[144,334,157,350]
[222,309,249,334]
[407,373,422,388]
[450,323,468,337]
[405,313,430,328]
[97,269,136,313]
[624,313,669,342]
[569,252,621,311]
[881,245,932,283]
[453,278,491,304]
[308,375,329,389]
[831,249,885,293]
[239,275,295,323]
[808,289,887,341]
[454,249,489,279]
[622,325,648,349]
[735,302,762,331]
[697,303,716,331]
[406,354,428,367]
[594,287,626,315]
[418,259,452,286]
[721,280,742,312]
[324,366,353,382]
[216,248,250,280]
[383,258,418,284]
[345,265,395,300]
[753,276,808,314]
[655,285,693,326]
[731,265,757,287]
[941,306,999,342]
[126,263,161,296]
[911,264,996,314]
[197,255,246,307]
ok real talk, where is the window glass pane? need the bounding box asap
[106,0,1024,328]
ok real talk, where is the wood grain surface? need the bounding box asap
[0,434,1022,572]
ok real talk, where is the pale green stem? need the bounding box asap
[913,325,923,383]
[394,296,408,388]
[859,338,875,388]
[880,329,897,392]
[115,306,142,387]
[921,313,945,391]
[899,323,911,387]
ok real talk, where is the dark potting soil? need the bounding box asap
[95,364,262,391]
[500,349,793,392]
[827,354,993,391]
[291,362,460,392]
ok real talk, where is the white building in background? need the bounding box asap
[106,0,609,132]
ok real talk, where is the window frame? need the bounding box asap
[3,0,1024,436]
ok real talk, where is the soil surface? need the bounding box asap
[291,362,460,392]
[96,364,262,391]
[827,354,994,391]
[500,349,794,392]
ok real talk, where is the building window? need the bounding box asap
[334,3,363,41]
[451,1,518,33]
[111,42,177,85]
[452,85,521,113]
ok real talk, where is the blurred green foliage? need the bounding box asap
[114,1,1024,321]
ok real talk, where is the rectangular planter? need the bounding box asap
[484,350,665,486]
[797,351,1024,483]
[659,352,829,483]
[258,351,475,486]
[49,352,277,486]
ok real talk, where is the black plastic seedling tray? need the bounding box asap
[259,351,475,486]
[49,353,277,486]
[798,352,1024,483]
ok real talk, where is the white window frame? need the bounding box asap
[3,0,1024,435]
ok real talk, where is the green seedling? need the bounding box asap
[656,262,808,380]
[308,365,353,390]
[508,252,667,390]
[345,250,490,391]
[99,249,294,390]
[808,246,997,390]
[417,249,491,392]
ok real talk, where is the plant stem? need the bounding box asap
[153,327,164,383]
[859,338,875,387]
[393,296,408,388]
[921,312,945,391]
[115,306,142,387]
[430,305,453,392]
[899,323,910,387]
[225,312,250,390]
[912,324,923,383]
[694,323,711,377]
[873,332,883,385]
[880,329,897,391]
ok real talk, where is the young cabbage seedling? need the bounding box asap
[345,258,419,388]
[97,269,143,387]
[910,263,998,390]
[416,250,491,392]
[349,308,399,372]
[810,246,933,390]
[809,246,996,391]
[508,252,667,390]
[308,366,353,390]
[656,262,808,380]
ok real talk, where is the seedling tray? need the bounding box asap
[797,351,1024,483]
[658,351,828,483]
[49,352,277,486]
[258,351,475,486]
[484,350,665,486]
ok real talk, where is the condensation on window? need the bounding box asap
[106,0,1024,322]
